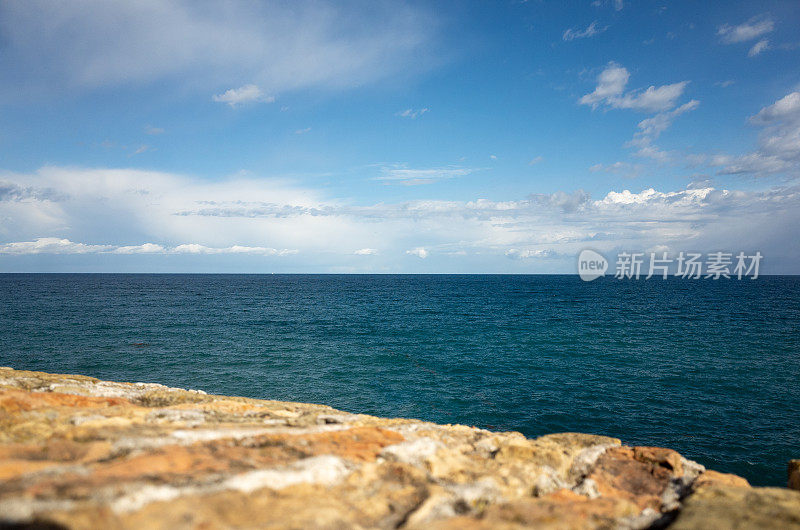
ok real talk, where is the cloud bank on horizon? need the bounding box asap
[0,0,798,273]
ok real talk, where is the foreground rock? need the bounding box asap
[0,368,797,529]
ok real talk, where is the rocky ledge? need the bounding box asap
[0,367,798,529]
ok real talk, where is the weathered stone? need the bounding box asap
[0,368,792,529]
[584,446,683,511]
[671,485,800,529]
[693,469,751,490]
[790,459,800,491]
[425,489,642,530]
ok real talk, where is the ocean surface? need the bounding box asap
[1,274,798,486]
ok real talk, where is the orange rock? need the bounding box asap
[633,446,684,475]
[584,446,675,510]
[1,368,795,530]
[91,445,235,481]
[429,492,641,529]
[0,389,131,413]
[0,440,113,469]
[284,426,405,462]
[693,470,750,490]
[0,459,58,480]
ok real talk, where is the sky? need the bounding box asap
[1,0,799,273]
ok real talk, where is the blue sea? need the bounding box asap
[1,274,798,486]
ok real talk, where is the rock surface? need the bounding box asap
[0,367,798,529]
[790,460,800,491]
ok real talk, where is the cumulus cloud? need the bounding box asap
[2,166,799,272]
[0,1,436,99]
[213,84,274,107]
[692,91,800,177]
[718,16,774,44]
[579,62,688,112]
[173,244,295,255]
[579,63,629,109]
[112,243,166,254]
[715,154,792,175]
[0,238,295,256]
[562,21,607,41]
[580,63,697,161]
[0,238,112,255]
[610,83,689,112]
[749,92,800,125]
[406,247,428,259]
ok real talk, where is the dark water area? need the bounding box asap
[1,273,798,486]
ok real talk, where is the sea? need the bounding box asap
[1,273,798,487]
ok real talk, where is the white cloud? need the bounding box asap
[0,181,62,202]
[112,243,166,254]
[354,248,377,255]
[144,125,165,135]
[579,63,629,109]
[396,108,429,119]
[718,16,774,44]
[505,248,555,259]
[0,238,111,255]
[375,166,476,186]
[173,244,295,255]
[632,145,669,162]
[295,127,312,135]
[213,84,274,107]
[529,156,543,166]
[579,62,688,113]
[749,92,800,125]
[589,161,641,178]
[0,1,436,98]
[626,100,699,160]
[595,185,699,206]
[580,63,697,161]
[2,166,799,272]
[633,100,699,139]
[562,21,608,41]
[612,82,689,112]
[591,0,623,10]
[715,153,793,175]
[693,91,800,177]
[406,247,428,259]
[748,39,770,57]
[0,238,296,256]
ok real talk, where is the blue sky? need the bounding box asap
[1,0,799,273]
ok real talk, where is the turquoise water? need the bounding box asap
[1,273,798,486]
